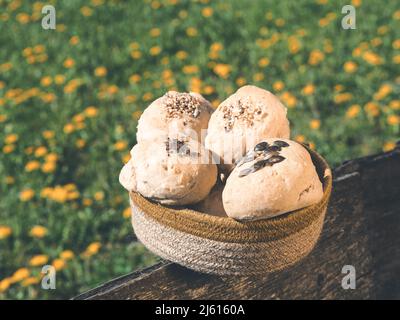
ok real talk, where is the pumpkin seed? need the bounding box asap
[268,155,285,164]
[273,140,289,148]
[254,141,269,152]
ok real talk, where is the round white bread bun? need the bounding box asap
[205,85,290,172]
[222,139,323,220]
[192,179,227,217]
[137,91,213,144]
[119,139,217,206]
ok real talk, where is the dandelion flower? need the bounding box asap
[387,115,399,126]
[302,84,315,96]
[11,268,30,283]
[186,27,198,37]
[345,104,361,119]
[123,207,131,218]
[344,61,357,73]
[0,225,12,240]
[94,66,107,77]
[213,64,231,79]
[25,161,41,172]
[29,255,49,267]
[202,7,213,17]
[52,259,66,271]
[63,58,75,68]
[309,119,321,130]
[383,142,396,152]
[60,250,75,260]
[20,189,35,202]
[149,46,161,56]
[30,225,47,238]
[22,277,39,287]
[85,106,99,117]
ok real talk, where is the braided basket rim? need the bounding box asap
[130,147,332,244]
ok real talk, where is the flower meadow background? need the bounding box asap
[0,0,399,299]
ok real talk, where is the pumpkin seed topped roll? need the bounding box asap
[137,91,213,144]
[222,139,323,220]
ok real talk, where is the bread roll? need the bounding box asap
[205,85,290,172]
[222,139,323,220]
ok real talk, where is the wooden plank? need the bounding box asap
[74,145,400,300]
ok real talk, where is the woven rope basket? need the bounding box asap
[130,147,332,276]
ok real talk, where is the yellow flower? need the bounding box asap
[142,92,153,101]
[389,100,400,110]
[30,225,47,238]
[60,250,75,260]
[176,50,188,60]
[123,207,131,218]
[387,115,399,126]
[42,161,56,173]
[253,73,264,82]
[63,123,75,134]
[393,55,400,64]
[351,0,362,7]
[183,65,199,74]
[122,152,131,164]
[16,12,30,24]
[295,135,306,143]
[54,74,66,85]
[273,81,285,92]
[42,130,55,139]
[302,84,315,96]
[69,35,80,45]
[73,113,85,123]
[94,191,104,201]
[0,278,11,292]
[203,85,215,95]
[362,51,382,65]
[94,66,107,77]
[308,50,325,65]
[309,119,321,130]
[85,106,99,117]
[258,57,270,67]
[373,84,392,100]
[0,225,12,240]
[29,254,49,267]
[346,104,361,119]
[288,36,301,54]
[5,133,18,144]
[3,144,15,154]
[149,46,161,56]
[344,61,357,73]
[129,74,141,84]
[275,18,285,27]
[202,7,213,17]
[186,27,198,37]
[394,10,400,20]
[80,6,93,16]
[11,268,30,283]
[114,141,127,151]
[25,161,41,172]
[364,102,380,117]
[82,242,101,258]
[235,77,246,86]
[63,58,75,68]
[22,277,39,287]
[149,28,161,37]
[280,92,297,108]
[40,76,52,87]
[210,42,223,52]
[83,198,93,206]
[130,50,142,59]
[20,189,35,201]
[213,64,231,79]
[5,176,15,184]
[75,139,86,149]
[35,146,48,157]
[383,141,396,152]
[334,92,353,104]
[52,259,66,271]
[45,153,58,162]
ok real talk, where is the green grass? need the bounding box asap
[0,0,399,299]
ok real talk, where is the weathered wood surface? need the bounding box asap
[75,143,400,300]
